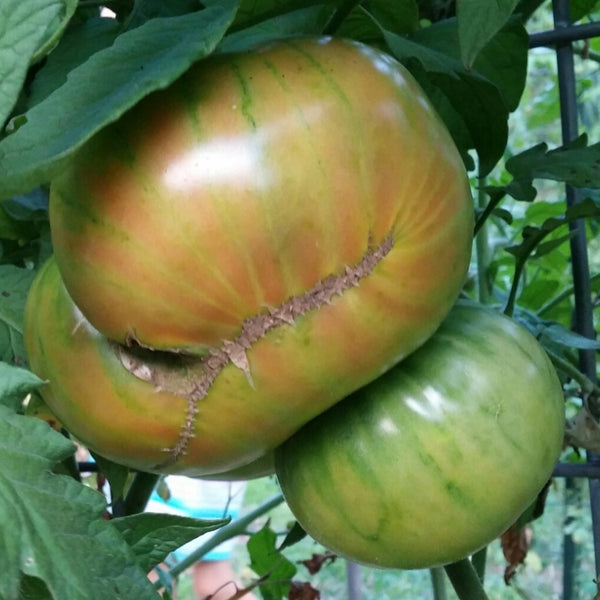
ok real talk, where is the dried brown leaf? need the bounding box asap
[501,524,532,584]
[288,581,320,600]
[299,552,336,575]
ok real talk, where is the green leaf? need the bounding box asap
[218,4,334,54]
[0,362,44,411]
[375,16,527,174]
[457,0,519,68]
[532,231,575,258]
[0,205,25,241]
[0,1,238,201]
[232,0,328,29]
[31,0,78,64]
[122,0,203,31]
[518,278,561,310]
[247,521,296,600]
[278,520,307,551]
[513,0,546,21]
[506,137,600,189]
[469,18,528,112]
[570,0,600,22]
[540,322,600,350]
[0,265,36,365]
[0,405,162,600]
[565,195,600,220]
[27,17,121,109]
[112,512,229,573]
[16,575,53,600]
[335,8,383,44]
[0,0,64,127]
[361,0,419,35]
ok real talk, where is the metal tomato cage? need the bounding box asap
[529,1,599,599]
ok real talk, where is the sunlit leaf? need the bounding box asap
[0,406,162,600]
[0,361,43,410]
[0,1,238,201]
[0,0,65,127]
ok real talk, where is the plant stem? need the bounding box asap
[164,493,285,582]
[473,190,506,236]
[444,558,490,600]
[123,471,160,515]
[471,547,487,583]
[504,256,526,317]
[430,567,448,600]
[475,175,492,304]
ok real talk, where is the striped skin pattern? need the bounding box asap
[275,303,565,569]
[26,38,473,476]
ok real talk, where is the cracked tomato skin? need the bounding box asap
[26,37,474,476]
[49,37,472,353]
[24,257,352,476]
[275,303,565,569]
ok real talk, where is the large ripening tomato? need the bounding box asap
[25,37,473,476]
[275,303,565,569]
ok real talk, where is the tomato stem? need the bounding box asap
[471,546,488,583]
[475,174,493,305]
[123,471,161,515]
[444,558,490,600]
[430,567,448,600]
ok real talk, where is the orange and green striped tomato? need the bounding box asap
[26,37,473,476]
[275,303,565,569]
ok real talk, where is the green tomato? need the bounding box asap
[275,303,565,569]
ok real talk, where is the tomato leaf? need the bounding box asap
[0,265,37,366]
[0,361,44,410]
[360,0,419,36]
[539,322,600,351]
[27,17,121,109]
[506,137,600,189]
[232,0,330,29]
[0,0,67,128]
[112,512,229,574]
[0,1,238,201]
[16,575,54,600]
[0,405,162,600]
[247,521,296,600]
[570,0,600,22]
[121,0,203,31]
[218,4,335,54]
[531,231,576,258]
[278,520,307,551]
[374,16,527,174]
[456,0,519,68]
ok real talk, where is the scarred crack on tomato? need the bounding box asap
[117,232,395,468]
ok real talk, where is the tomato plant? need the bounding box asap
[275,302,565,570]
[1,2,599,600]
